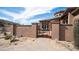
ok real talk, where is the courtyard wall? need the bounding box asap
[16,23,38,38]
[51,24,59,40]
[60,24,74,42]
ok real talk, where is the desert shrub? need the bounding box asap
[4,32,19,45]
[5,35,12,40]
[10,39,19,43]
[4,32,12,40]
[9,36,19,45]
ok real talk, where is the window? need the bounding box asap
[62,19,68,24]
[59,14,62,16]
[55,14,59,17]
[42,24,48,31]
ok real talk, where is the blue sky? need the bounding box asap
[0,7,66,25]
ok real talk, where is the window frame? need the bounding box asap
[42,24,49,31]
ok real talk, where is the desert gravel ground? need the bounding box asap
[0,37,77,51]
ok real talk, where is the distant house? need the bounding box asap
[54,11,64,18]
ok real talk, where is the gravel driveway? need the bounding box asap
[0,37,76,51]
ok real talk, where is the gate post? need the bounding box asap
[51,24,59,40]
[32,23,38,38]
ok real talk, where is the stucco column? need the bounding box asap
[13,24,16,36]
[68,13,74,24]
[60,20,63,24]
[51,24,59,40]
[32,23,38,38]
[40,23,42,30]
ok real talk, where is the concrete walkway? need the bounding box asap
[0,37,76,51]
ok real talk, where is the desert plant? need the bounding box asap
[10,39,19,44]
[4,32,19,45]
[9,36,19,45]
[4,32,12,40]
[5,35,12,40]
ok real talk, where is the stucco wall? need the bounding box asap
[16,23,37,38]
[51,24,59,40]
[68,13,74,24]
[73,15,79,23]
[60,24,73,42]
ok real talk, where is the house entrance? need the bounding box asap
[37,30,51,38]
[37,21,52,38]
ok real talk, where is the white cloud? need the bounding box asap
[0,7,54,25]
[0,7,53,19]
[14,7,54,25]
[14,7,53,20]
[0,9,19,18]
